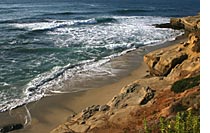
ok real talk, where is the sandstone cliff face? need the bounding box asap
[51,15,200,133]
[145,14,200,79]
[144,31,200,80]
[144,47,188,76]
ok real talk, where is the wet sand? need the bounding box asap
[0,36,187,133]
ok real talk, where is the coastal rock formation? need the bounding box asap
[171,14,200,32]
[144,31,200,80]
[144,48,188,76]
[154,13,200,34]
[52,82,199,133]
[51,14,200,133]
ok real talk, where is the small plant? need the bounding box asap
[171,75,200,93]
[159,117,165,133]
[143,118,149,133]
[142,110,200,133]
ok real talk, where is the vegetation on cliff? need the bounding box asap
[143,110,199,133]
[171,75,200,93]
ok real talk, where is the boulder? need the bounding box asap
[0,123,23,133]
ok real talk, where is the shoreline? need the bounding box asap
[0,35,187,133]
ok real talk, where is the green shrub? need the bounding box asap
[142,110,200,133]
[171,75,200,93]
[160,111,199,133]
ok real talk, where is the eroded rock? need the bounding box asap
[99,105,110,111]
[139,86,156,105]
[82,105,100,120]
[144,50,188,76]
[110,83,140,107]
[188,32,200,53]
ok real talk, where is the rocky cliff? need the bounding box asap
[144,32,200,80]
[154,13,200,34]
[51,14,200,133]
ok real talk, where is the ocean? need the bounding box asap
[0,0,199,112]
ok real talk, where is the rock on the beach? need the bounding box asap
[153,23,174,29]
[0,123,23,133]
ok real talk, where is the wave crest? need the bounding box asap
[11,17,118,32]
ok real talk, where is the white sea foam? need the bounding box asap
[11,18,113,31]
[46,16,182,48]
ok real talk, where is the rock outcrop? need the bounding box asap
[51,14,200,133]
[154,13,200,34]
[144,31,200,80]
[144,15,200,79]
[144,48,188,76]
[147,14,200,78]
[52,81,199,133]
[170,14,200,33]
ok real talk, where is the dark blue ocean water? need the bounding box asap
[0,0,199,112]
